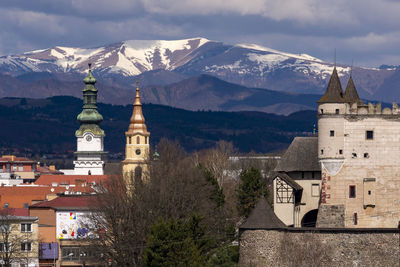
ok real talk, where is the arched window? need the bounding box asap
[137,136,140,144]
[145,136,148,144]
[128,136,131,144]
[134,166,142,183]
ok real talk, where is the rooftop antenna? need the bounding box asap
[334,48,336,68]
[350,59,354,77]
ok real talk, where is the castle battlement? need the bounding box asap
[319,102,400,117]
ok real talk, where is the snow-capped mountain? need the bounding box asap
[0,37,397,104]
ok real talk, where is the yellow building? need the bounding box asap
[0,214,39,267]
[121,81,150,186]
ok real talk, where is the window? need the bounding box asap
[12,164,17,171]
[128,136,131,144]
[330,130,335,137]
[312,172,315,179]
[311,184,320,197]
[301,172,305,179]
[321,149,324,155]
[339,149,343,155]
[0,165,3,173]
[320,109,324,114]
[23,203,28,209]
[335,109,339,114]
[21,223,31,232]
[349,185,356,198]
[137,136,140,144]
[21,242,31,252]
[145,136,148,144]
[0,243,10,252]
[18,164,23,171]
[353,213,358,225]
[364,153,369,158]
[4,203,8,208]
[366,130,374,140]
[352,153,357,158]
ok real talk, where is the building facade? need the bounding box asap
[273,137,321,227]
[317,68,400,228]
[121,81,150,186]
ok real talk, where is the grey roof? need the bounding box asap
[275,137,320,172]
[0,215,38,221]
[274,172,303,191]
[344,76,365,106]
[240,197,285,229]
[318,67,344,103]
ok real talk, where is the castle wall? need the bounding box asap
[239,228,400,267]
[318,104,400,227]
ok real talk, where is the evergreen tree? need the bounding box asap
[237,167,265,217]
[142,215,212,267]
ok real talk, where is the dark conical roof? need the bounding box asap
[240,197,285,229]
[318,67,344,103]
[344,76,365,105]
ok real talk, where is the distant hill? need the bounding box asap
[0,96,317,157]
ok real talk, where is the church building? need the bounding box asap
[61,64,107,175]
[121,81,150,185]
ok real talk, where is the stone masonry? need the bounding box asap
[239,228,400,267]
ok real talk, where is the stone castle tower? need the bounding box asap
[73,64,107,175]
[121,81,150,185]
[317,67,400,228]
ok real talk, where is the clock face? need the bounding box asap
[86,135,93,142]
[135,149,141,155]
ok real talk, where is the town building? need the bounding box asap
[61,64,107,175]
[273,137,321,227]
[121,81,150,185]
[0,213,39,267]
[29,195,99,267]
[0,155,37,185]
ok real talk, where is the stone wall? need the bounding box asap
[239,228,400,267]
[317,204,345,227]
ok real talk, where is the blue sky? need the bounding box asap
[1,0,399,67]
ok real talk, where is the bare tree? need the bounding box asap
[87,139,234,266]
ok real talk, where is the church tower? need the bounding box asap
[122,81,150,184]
[73,64,106,175]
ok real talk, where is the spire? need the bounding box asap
[344,75,365,106]
[318,67,344,103]
[76,64,104,136]
[127,80,149,135]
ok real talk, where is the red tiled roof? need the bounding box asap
[36,166,63,175]
[30,195,96,210]
[0,156,34,163]
[1,208,29,216]
[35,175,108,186]
[0,185,97,209]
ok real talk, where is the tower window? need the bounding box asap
[321,149,324,155]
[330,130,334,137]
[128,137,131,144]
[145,136,148,144]
[339,149,343,154]
[352,153,357,158]
[137,136,140,144]
[353,213,358,225]
[320,109,324,114]
[364,153,369,158]
[349,185,356,198]
[366,130,374,140]
[335,109,339,114]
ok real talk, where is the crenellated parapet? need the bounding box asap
[319,102,400,117]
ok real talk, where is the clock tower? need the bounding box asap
[73,64,106,175]
[122,81,150,185]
